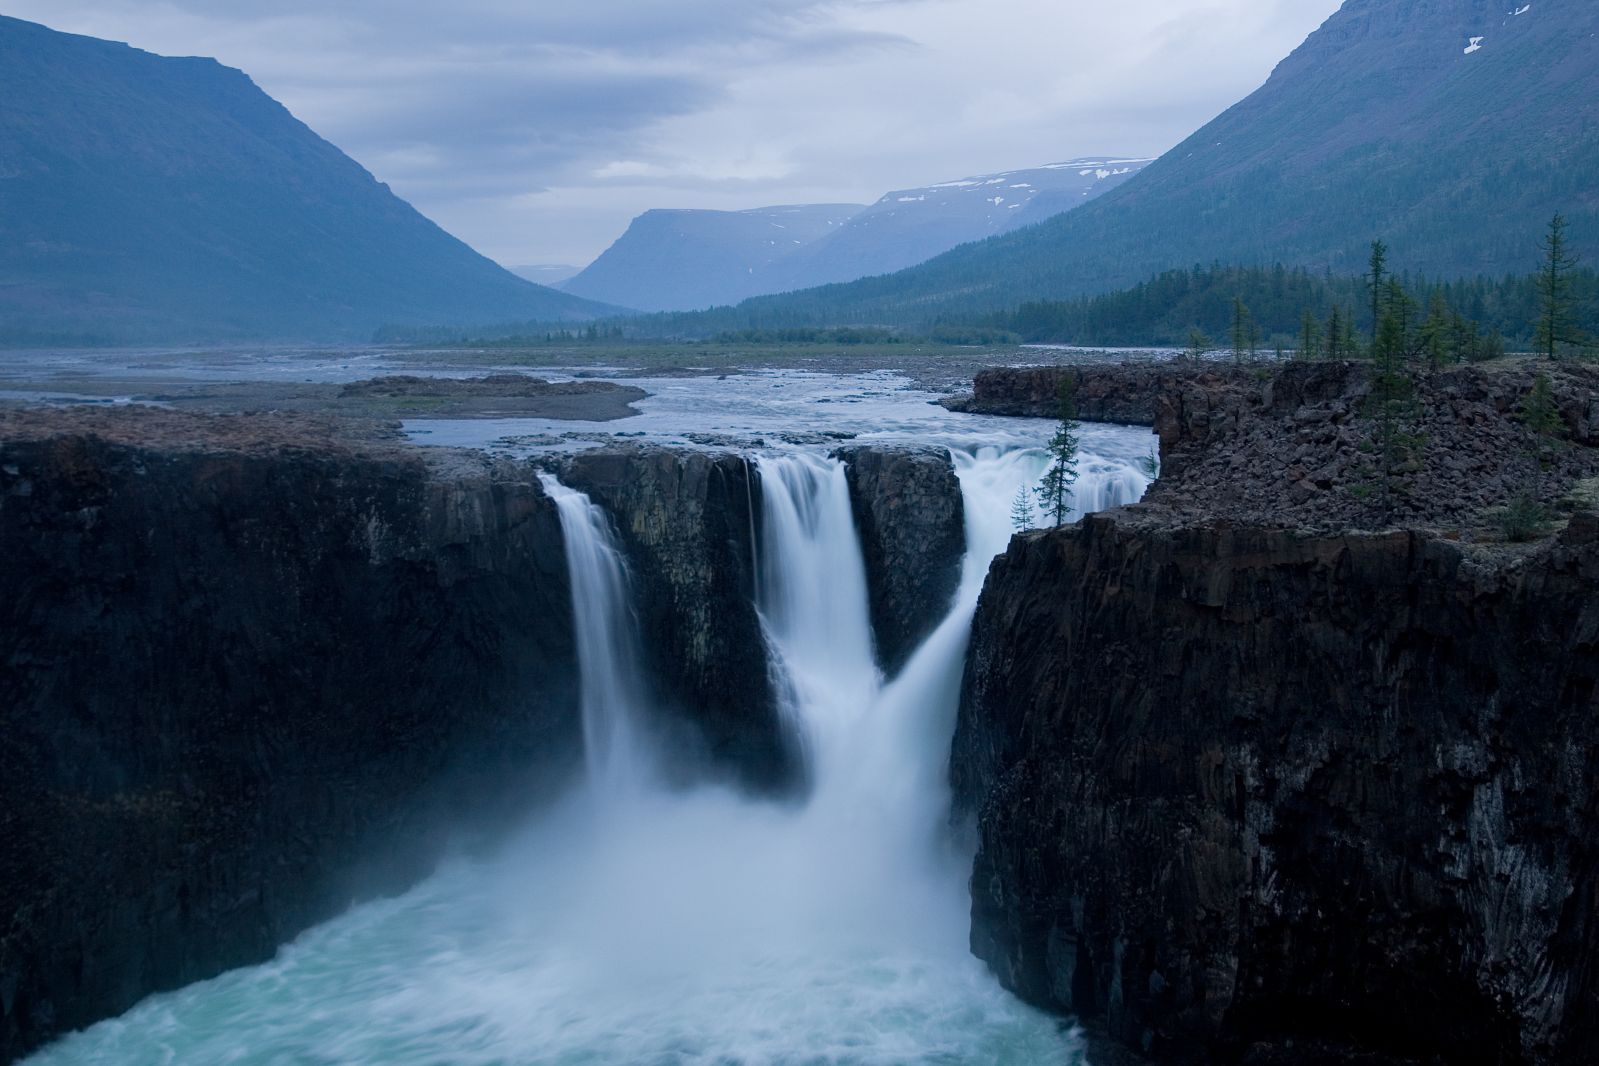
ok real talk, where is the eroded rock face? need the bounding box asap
[0,419,582,1063]
[952,512,1599,1064]
[946,364,1253,426]
[560,446,793,791]
[836,445,966,675]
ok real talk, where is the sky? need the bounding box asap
[11,0,1342,271]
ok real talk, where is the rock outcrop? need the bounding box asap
[836,445,966,675]
[560,446,793,790]
[944,363,1251,425]
[950,359,1599,1064]
[954,513,1599,1064]
[0,407,582,1063]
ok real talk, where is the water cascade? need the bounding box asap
[27,444,1150,1066]
[537,474,652,794]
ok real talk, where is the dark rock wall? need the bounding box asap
[952,512,1599,1064]
[561,447,793,790]
[0,434,582,1063]
[836,445,966,676]
[947,364,1255,426]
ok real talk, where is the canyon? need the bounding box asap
[3,357,1598,1064]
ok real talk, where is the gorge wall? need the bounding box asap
[0,409,583,1062]
[951,360,1599,1064]
[0,407,971,1062]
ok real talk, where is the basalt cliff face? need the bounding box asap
[951,361,1599,1064]
[836,445,966,676]
[560,446,791,790]
[0,409,583,1062]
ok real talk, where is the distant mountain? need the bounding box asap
[0,16,612,345]
[761,159,1149,296]
[510,264,583,286]
[560,159,1147,312]
[559,204,865,312]
[720,0,1599,326]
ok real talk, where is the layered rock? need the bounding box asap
[944,363,1252,426]
[954,513,1599,1063]
[835,445,966,675]
[0,407,582,1063]
[951,360,1599,1063]
[560,446,792,790]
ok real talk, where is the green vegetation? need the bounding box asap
[1010,487,1035,532]
[1519,372,1565,442]
[1496,494,1555,543]
[1536,213,1592,359]
[1230,297,1259,363]
[974,263,1592,352]
[1365,275,1427,498]
[1036,379,1081,526]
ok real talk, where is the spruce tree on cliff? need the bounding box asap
[1537,213,1581,360]
[1520,371,1564,442]
[1231,297,1255,364]
[1036,378,1081,527]
[1010,486,1034,531]
[1367,240,1389,344]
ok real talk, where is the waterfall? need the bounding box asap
[32,441,1152,1066]
[756,445,1152,854]
[752,452,881,789]
[537,473,651,795]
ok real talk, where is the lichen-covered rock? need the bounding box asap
[0,409,582,1063]
[952,511,1599,1064]
[560,446,792,791]
[835,445,966,675]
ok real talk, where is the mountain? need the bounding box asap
[761,159,1149,296]
[510,264,583,286]
[0,16,612,345]
[560,204,864,312]
[721,0,1599,326]
[561,159,1147,312]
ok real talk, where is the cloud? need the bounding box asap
[6,0,1341,266]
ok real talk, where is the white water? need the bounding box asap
[537,473,653,794]
[27,443,1149,1066]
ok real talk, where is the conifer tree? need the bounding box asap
[1231,297,1254,364]
[1325,305,1344,361]
[1186,327,1212,363]
[1536,213,1580,360]
[1010,486,1034,531]
[1300,308,1321,361]
[1421,292,1452,370]
[1520,371,1564,440]
[1036,378,1081,527]
[1367,240,1389,344]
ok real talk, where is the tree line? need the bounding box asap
[982,231,1597,356]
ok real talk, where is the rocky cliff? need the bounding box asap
[0,408,583,1062]
[952,360,1599,1063]
[0,405,988,1061]
[836,445,966,676]
[944,363,1252,426]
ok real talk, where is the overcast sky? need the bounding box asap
[13,0,1341,270]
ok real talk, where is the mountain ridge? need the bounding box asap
[711,0,1599,326]
[561,158,1147,312]
[0,15,614,344]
